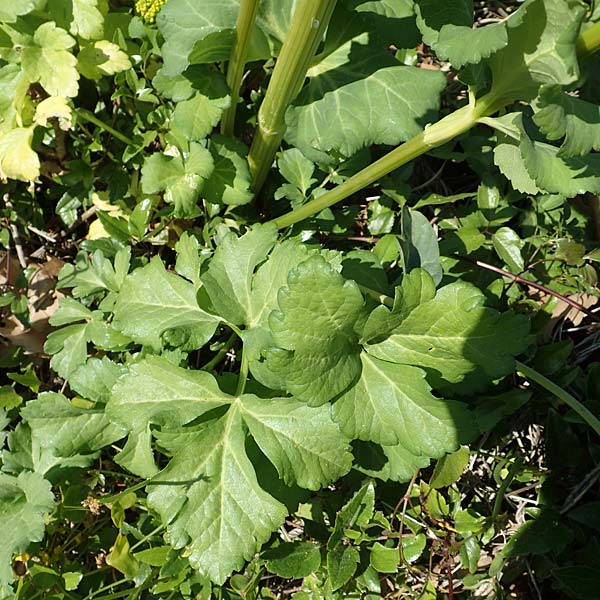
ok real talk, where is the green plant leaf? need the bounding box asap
[112,257,220,351]
[0,126,40,182]
[21,22,79,97]
[362,268,436,344]
[157,0,287,76]
[203,134,254,205]
[429,445,470,488]
[239,395,352,490]
[520,130,600,197]
[400,207,442,286]
[533,84,600,158]
[77,40,132,79]
[108,356,232,431]
[365,281,530,392]
[486,0,584,104]
[491,226,524,272]
[415,0,509,69]
[0,0,45,22]
[0,471,55,598]
[277,148,316,196]
[141,143,214,217]
[370,542,398,573]
[263,542,321,578]
[327,544,359,591]
[147,408,288,584]
[333,354,474,452]
[69,0,104,39]
[171,93,228,142]
[262,255,365,406]
[175,231,203,288]
[286,46,446,159]
[202,224,278,326]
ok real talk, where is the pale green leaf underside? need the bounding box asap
[112,257,220,351]
[365,281,529,391]
[286,62,446,159]
[487,0,584,103]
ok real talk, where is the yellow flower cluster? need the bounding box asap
[135,0,168,23]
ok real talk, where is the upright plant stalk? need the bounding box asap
[221,0,260,137]
[248,0,337,193]
[269,20,600,229]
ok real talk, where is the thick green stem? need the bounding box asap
[269,20,600,230]
[76,109,133,145]
[271,92,504,229]
[516,361,600,437]
[248,0,337,192]
[577,19,600,59]
[221,0,260,136]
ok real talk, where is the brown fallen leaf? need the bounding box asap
[0,252,65,355]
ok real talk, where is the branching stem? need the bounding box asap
[268,20,600,229]
[248,0,337,193]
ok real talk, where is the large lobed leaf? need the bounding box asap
[365,280,530,392]
[112,257,220,351]
[261,255,365,406]
[108,356,352,584]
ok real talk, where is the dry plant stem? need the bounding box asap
[221,0,260,136]
[516,360,600,438]
[461,256,600,322]
[248,0,337,192]
[3,194,27,268]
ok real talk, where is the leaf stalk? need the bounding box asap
[248,0,337,193]
[221,0,260,136]
[76,109,133,146]
[516,360,600,437]
[269,22,600,229]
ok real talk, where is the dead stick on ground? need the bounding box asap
[3,194,27,269]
